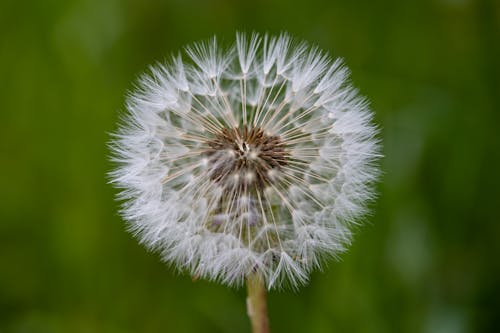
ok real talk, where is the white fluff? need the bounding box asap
[110,32,381,289]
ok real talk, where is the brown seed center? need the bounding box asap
[205,125,288,190]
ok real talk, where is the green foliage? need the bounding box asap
[1,0,499,332]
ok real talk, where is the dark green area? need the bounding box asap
[1,0,499,332]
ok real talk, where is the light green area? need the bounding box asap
[1,0,499,332]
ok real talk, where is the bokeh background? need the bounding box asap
[1,0,499,332]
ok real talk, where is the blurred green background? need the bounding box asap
[1,0,499,332]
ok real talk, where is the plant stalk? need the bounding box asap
[246,274,270,333]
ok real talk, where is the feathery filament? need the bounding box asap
[110,32,381,289]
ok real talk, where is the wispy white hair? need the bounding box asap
[110,32,381,289]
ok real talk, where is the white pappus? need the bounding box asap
[110,32,381,289]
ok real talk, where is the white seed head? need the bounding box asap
[110,32,381,289]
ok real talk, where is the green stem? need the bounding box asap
[246,274,270,333]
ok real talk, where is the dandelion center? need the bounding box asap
[206,125,288,190]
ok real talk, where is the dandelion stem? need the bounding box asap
[246,274,270,333]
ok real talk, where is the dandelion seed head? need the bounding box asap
[110,32,381,289]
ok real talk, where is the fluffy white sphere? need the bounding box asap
[110,32,381,289]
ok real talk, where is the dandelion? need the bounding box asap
[110,32,380,332]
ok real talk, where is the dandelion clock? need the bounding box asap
[110,32,380,332]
